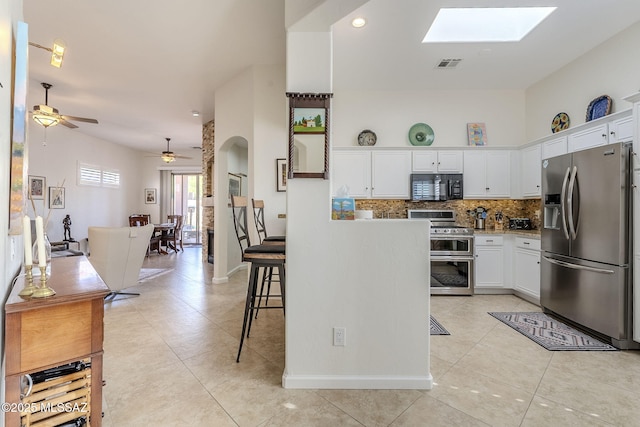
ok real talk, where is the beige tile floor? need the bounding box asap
[102,247,640,426]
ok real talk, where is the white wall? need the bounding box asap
[27,121,151,243]
[213,68,254,282]
[213,65,288,282]
[1,1,24,424]
[526,22,640,142]
[333,89,526,148]
[283,22,432,389]
[283,180,431,389]
[252,64,288,236]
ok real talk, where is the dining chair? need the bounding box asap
[162,214,183,252]
[231,195,285,362]
[128,214,161,255]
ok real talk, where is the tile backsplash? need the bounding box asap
[354,198,542,229]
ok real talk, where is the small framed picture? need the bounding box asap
[228,173,242,199]
[28,175,46,200]
[145,188,157,204]
[48,187,65,209]
[276,158,287,192]
[467,123,488,146]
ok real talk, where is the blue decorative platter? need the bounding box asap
[586,95,612,122]
[408,123,434,146]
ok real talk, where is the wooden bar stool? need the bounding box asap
[251,199,285,316]
[231,196,285,362]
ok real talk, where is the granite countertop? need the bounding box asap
[474,228,541,238]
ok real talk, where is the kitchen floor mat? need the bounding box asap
[430,316,450,335]
[489,312,617,351]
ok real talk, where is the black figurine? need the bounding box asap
[63,214,74,242]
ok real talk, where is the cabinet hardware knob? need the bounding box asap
[524,242,530,245]
[602,133,607,138]
[610,131,615,135]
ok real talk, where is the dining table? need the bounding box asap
[154,223,176,254]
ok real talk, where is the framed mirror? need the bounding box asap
[286,92,332,179]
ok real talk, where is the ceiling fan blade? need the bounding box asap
[174,155,193,159]
[61,115,99,124]
[58,119,79,129]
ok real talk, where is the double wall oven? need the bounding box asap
[409,210,474,295]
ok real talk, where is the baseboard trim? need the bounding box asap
[282,373,433,390]
[212,276,228,284]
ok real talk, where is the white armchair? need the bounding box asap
[88,224,154,299]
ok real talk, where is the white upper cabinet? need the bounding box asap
[609,115,633,143]
[542,136,568,159]
[568,123,608,152]
[371,151,412,198]
[521,144,542,197]
[463,150,511,198]
[332,150,371,198]
[332,149,411,199]
[412,150,463,173]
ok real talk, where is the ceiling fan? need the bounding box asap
[31,82,99,129]
[146,138,192,163]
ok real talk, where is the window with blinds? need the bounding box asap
[78,162,121,188]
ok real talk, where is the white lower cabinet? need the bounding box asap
[474,235,504,289]
[513,237,541,301]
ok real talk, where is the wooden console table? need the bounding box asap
[4,256,109,427]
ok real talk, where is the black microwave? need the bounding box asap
[410,173,463,201]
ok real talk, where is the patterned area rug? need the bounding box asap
[489,312,617,351]
[138,268,173,283]
[430,316,450,335]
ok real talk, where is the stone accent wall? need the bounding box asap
[354,198,542,229]
[201,120,215,263]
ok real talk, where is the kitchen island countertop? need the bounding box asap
[473,229,540,238]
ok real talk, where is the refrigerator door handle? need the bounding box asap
[542,256,615,274]
[567,165,579,240]
[560,166,571,239]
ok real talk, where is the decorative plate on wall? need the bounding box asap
[585,95,612,122]
[551,112,570,133]
[357,129,377,146]
[408,123,434,146]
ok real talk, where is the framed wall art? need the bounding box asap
[276,158,287,192]
[145,188,157,204]
[49,187,65,209]
[467,123,488,146]
[28,175,46,200]
[9,21,29,234]
[228,173,242,198]
[286,92,332,179]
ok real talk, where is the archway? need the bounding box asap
[213,135,249,283]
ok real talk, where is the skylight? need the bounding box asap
[422,7,557,43]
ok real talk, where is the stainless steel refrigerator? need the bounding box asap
[541,142,635,348]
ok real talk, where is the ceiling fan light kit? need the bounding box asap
[50,39,66,68]
[32,104,60,127]
[161,152,176,163]
[31,82,99,129]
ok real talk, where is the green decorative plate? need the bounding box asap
[408,123,434,146]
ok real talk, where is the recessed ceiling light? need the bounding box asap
[351,17,366,28]
[191,110,200,117]
[423,7,556,43]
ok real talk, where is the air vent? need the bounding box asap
[436,58,462,69]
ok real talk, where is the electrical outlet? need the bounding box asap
[333,327,346,346]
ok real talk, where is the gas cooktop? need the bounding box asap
[407,209,474,236]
